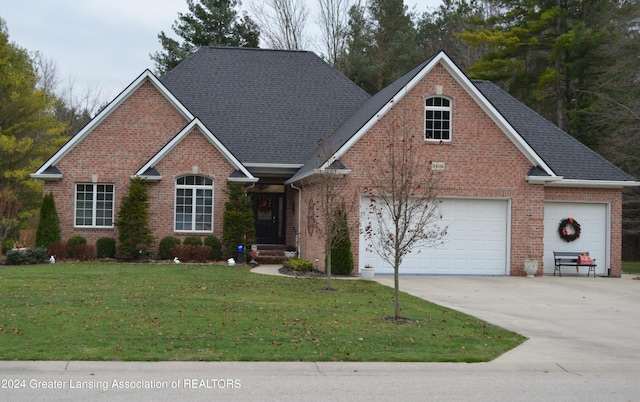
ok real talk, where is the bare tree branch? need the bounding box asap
[250,0,309,50]
[317,0,354,66]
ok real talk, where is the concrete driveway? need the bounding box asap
[373,274,640,364]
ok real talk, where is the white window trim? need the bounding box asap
[174,175,214,233]
[74,183,115,228]
[425,96,452,142]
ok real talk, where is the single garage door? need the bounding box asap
[360,198,509,275]
[543,202,608,275]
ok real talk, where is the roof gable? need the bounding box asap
[32,70,193,179]
[290,51,548,183]
[134,118,256,183]
[290,51,637,187]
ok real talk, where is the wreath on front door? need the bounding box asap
[558,217,581,242]
[257,195,272,213]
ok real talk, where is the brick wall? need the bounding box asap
[43,80,235,253]
[297,63,621,276]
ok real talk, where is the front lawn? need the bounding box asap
[0,263,524,362]
[622,261,640,275]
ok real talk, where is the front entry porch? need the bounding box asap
[249,185,286,245]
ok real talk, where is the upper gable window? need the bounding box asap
[425,97,451,142]
[175,175,214,232]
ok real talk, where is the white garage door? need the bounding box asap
[543,202,608,275]
[360,198,509,275]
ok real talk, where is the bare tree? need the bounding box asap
[33,52,60,98]
[307,126,355,290]
[250,0,309,50]
[362,105,447,321]
[317,0,353,66]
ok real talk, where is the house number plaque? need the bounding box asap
[431,162,446,171]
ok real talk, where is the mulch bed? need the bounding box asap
[278,267,355,278]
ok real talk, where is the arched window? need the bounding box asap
[425,97,451,141]
[175,175,213,232]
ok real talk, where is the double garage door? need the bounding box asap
[359,198,509,275]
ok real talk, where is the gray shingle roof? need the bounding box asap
[160,47,369,165]
[473,80,635,181]
[159,48,633,184]
[289,56,435,182]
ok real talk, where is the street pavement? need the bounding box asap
[1,268,639,401]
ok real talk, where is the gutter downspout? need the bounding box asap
[290,182,302,257]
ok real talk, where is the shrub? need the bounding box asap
[5,247,48,265]
[172,245,212,262]
[191,245,211,262]
[48,241,69,259]
[26,246,48,262]
[183,236,202,246]
[222,182,255,258]
[328,203,354,276]
[96,238,116,258]
[204,236,222,260]
[115,177,154,258]
[159,236,181,260]
[283,257,314,272]
[66,236,87,258]
[74,244,96,261]
[5,249,26,265]
[35,193,61,248]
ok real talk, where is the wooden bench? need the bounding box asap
[553,251,596,277]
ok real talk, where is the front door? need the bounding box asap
[252,193,285,244]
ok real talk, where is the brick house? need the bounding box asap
[32,48,637,276]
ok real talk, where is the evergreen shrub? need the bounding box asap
[35,193,61,248]
[115,178,154,258]
[283,257,314,272]
[204,236,222,261]
[183,236,202,246]
[159,236,181,260]
[96,238,116,258]
[328,203,354,276]
[5,247,48,265]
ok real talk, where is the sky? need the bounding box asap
[2,0,442,106]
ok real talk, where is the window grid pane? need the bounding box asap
[425,97,451,141]
[175,176,213,232]
[75,184,114,227]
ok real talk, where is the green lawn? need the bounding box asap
[622,261,640,275]
[0,263,524,362]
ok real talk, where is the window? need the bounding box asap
[425,97,451,141]
[75,183,114,227]
[175,175,213,232]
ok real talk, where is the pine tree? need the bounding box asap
[341,0,422,94]
[35,192,61,248]
[115,178,154,258]
[151,0,260,75]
